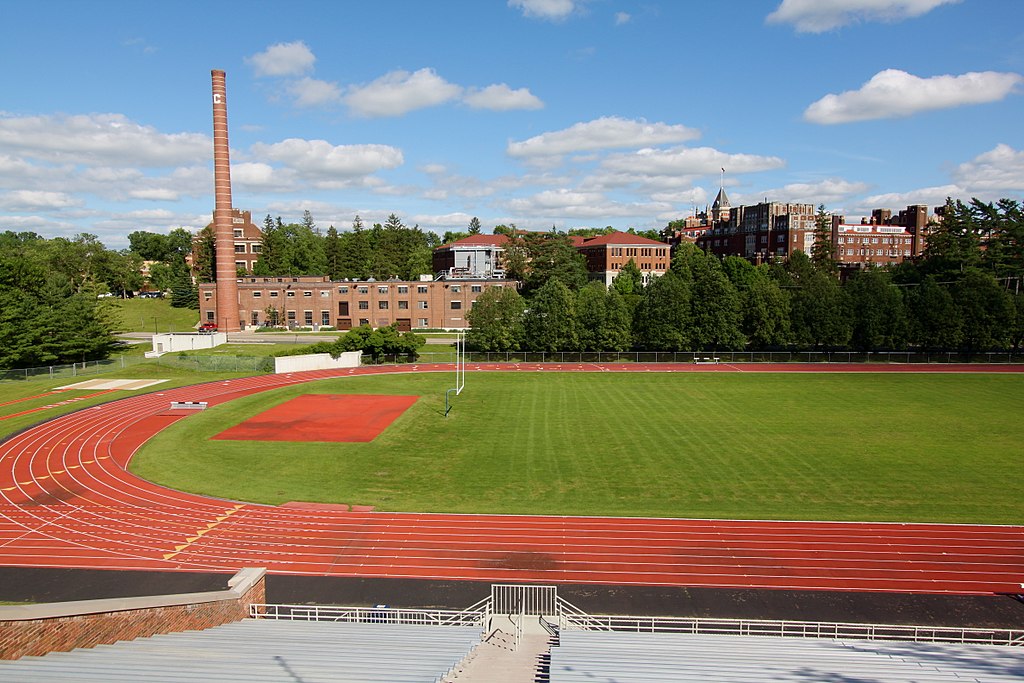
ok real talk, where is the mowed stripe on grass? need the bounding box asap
[129,372,1024,524]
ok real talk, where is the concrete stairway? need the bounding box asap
[443,615,555,683]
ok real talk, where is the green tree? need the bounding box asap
[576,282,632,351]
[524,279,579,351]
[847,269,907,351]
[611,259,643,295]
[466,286,525,352]
[687,252,745,350]
[742,269,791,348]
[907,277,962,351]
[339,216,371,279]
[253,216,288,276]
[467,217,482,235]
[192,225,216,282]
[522,233,588,294]
[170,271,198,310]
[633,271,692,351]
[952,269,1015,354]
[789,270,851,348]
[922,198,982,277]
[810,204,837,275]
[325,226,342,280]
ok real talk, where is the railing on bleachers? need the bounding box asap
[251,583,1024,648]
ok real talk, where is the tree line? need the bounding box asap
[467,198,1024,355]
[0,232,127,369]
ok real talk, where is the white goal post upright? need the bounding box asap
[444,331,466,417]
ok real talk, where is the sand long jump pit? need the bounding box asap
[210,394,419,443]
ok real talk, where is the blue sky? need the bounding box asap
[1,0,1022,248]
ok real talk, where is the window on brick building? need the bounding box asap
[378,301,389,310]
[358,301,369,310]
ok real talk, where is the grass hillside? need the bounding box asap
[112,298,199,334]
[130,371,1024,524]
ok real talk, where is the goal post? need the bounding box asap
[444,331,466,417]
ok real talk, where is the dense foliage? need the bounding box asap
[467,197,1024,355]
[274,324,426,363]
[254,213,440,281]
[0,231,127,369]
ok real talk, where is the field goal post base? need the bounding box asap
[444,331,466,417]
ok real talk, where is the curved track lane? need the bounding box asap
[1,363,1022,595]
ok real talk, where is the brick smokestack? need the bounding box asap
[211,69,240,332]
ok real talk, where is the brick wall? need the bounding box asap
[0,568,265,660]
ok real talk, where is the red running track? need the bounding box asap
[1,363,1022,595]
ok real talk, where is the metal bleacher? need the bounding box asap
[0,620,481,682]
[550,630,1024,682]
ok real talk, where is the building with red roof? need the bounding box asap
[575,232,671,286]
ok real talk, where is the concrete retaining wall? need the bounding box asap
[148,332,226,357]
[0,568,266,660]
[274,351,362,374]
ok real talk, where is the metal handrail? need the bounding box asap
[250,603,486,628]
[553,612,1024,646]
[250,595,1024,648]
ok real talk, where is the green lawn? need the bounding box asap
[129,372,1024,524]
[111,298,199,334]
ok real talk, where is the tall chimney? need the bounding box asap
[211,69,240,332]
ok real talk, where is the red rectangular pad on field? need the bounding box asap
[211,394,418,443]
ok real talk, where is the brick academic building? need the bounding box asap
[198,227,671,331]
[199,276,510,331]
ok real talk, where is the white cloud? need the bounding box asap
[767,0,958,33]
[757,178,872,205]
[246,41,316,77]
[128,188,180,201]
[509,0,579,21]
[600,146,785,176]
[614,12,631,25]
[953,143,1024,192]
[463,84,544,111]
[231,162,285,190]
[863,184,963,208]
[508,117,700,158]
[251,139,404,177]
[344,68,463,117]
[0,113,208,166]
[0,190,82,211]
[805,69,1023,124]
[286,77,343,107]
[504,188,669,220]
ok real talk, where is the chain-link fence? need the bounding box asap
[0,353,274,382]
[0,355,150,382]
[4,349,1022,382]
[375,350,1024,365]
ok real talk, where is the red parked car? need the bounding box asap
[199,322,218,333]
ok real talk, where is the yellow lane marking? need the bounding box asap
[163,505,245,560]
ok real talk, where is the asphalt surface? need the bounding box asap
[3,568,1022,629]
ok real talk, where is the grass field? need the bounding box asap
[111,298,199,334]
[129,371,1024,524]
